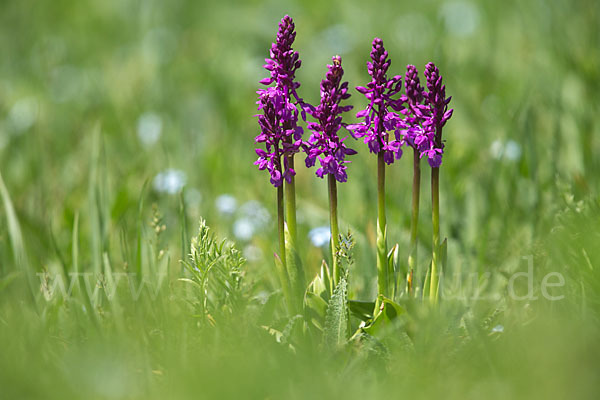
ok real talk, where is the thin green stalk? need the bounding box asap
[328,174,340,288]
[284,154,304,304]
[407,148,421,295]
[430,166,440,303]
[276,181,293,313]
[272,153,293,314]
[376,152,389,298]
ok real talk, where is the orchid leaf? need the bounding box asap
[324,274,348,348]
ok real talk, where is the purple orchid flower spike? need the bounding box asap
[254,87,299,187]
[397,65,428,149]
[421,62,453,168]
[255,15,305,187]
[304,55,356,183]
[347,38,404,164]
[261,16,302,101]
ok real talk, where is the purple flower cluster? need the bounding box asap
[421,62,453,168]
[347,38,404,165]
[254,15,304,187]
[255,87,303,186]
[395,63,453,168]
[255,17,455,187]
[397,65,431,163]
[398,65,426,146]
[304,56,356,182]
[260,15,302,102]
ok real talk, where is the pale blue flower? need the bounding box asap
[490,139,522,161]
[153,169,187,194]
[215,194,237,215]
[504,140,522,161]
[308,226,331,247]
[233,218,254,241]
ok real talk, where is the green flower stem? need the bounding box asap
[328,173,340,288]
[430,166,440,303]
[276,172,292,314]
[376,152,389,298]
[284,154,304,303]
[407,148,421,295]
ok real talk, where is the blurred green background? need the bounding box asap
[1,0,600,398]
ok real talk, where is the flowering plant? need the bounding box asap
[254,15,304,187]
[347,38,404,165]
[304,55,356,183]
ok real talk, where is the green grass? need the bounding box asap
[1,0,600,398]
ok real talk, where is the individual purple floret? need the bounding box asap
[304,56,356,182]
[255,15,304,186]
[421,62,453,168]
[347,38,404,164]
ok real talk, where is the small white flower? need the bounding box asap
[490,139,522,162]
[504,140,522,161]
[233,218,254,241]
[491,324,504,333]
[215,194,237,215]
[308,226,331,248]
[153,169,187,194]
[490,139,504,159]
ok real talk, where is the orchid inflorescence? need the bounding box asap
[254,15,453,312]
[347,38,404,165]
[254,15,304,187]
[304,55,356,183]
[254,19,453,186]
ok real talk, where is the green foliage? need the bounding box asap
[304,260,332,331]
[363,296,407,339]
[324,273,349,349]
[181,219,246,324]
